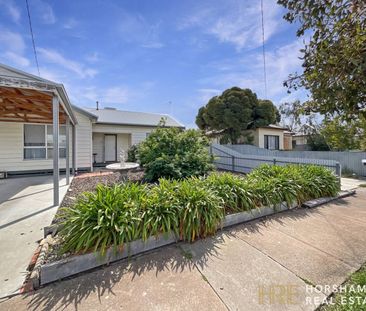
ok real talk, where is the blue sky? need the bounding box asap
[0,0,306,128]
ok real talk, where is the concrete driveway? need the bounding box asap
[0,176,70,298]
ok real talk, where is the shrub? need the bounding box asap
[137,126,214,182]
[127,144,139,162]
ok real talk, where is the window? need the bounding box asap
[24,124,66,160]
[264,135,280,150]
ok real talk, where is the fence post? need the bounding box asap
[273,158,276,165]
[232,155,235,172]
[209,145,212,155]
[336,162,342,185]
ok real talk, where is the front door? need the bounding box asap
[104,135,116,162]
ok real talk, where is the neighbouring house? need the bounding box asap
[0,63,183,189]
[243,125,292,151]
[292,133,310,151]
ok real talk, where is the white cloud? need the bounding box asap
[3,51,30,67]
[118,13,164,48]
[0,0,21,23]
[197,88,221,103]
[0,29,30,69]
[0,29,26,52]
[32,0,56,24]
[37,48,98,78]
[198,39,305,101]
[70,86,130,106]
[179,0,282,50]
[63,18,78,29]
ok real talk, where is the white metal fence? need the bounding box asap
[210,144,341,177]
[223,144,366,177]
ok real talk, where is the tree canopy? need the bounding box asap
[196,87,280,144]
[279,100,366,151]
[278,0,366,120]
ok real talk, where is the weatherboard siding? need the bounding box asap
[0,111,93,173]
[92,124,151,146]
[74,111,93,170]
[92,133,130,163]
[0,122,70,172]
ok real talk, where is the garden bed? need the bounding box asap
[40,201,297,285]
[32,164,343,286]
[53,169,145,224]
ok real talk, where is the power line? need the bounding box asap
[260,0,267,98]
[25,0,40,76]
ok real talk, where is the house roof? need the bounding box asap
[0,63,77,125]
[81,107,184,128]
[258,124,289,131]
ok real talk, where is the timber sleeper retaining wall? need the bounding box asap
[39,191,354,286]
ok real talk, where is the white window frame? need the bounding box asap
[23,124,66,160]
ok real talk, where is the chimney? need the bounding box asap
[96,101,99,110]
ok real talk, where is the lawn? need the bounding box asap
[320,264,366,311]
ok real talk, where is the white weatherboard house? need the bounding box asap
[0,63,183,204]
[74,106,184,167]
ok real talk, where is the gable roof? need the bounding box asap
[82,107,184,128]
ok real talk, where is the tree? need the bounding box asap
[279,100,305,132]
[196,87,280,144]
[307,133,331,151]
[278,0,366,120]
[320,117,366,150]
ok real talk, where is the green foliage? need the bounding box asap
[320,117,366,151]
[278,0,366,120]
[138,127,214,182]
[320,264,366,311]
[196,87,280,144]
[204,173,254,213]
[127,144,139,162]
[174,178,224,241]
[307,133,331,151]
[59,183,148,256]
[59,165,339,255]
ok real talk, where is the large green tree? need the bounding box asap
[278,0,366,120]
[196,87,280,144]
[320,117,366,151]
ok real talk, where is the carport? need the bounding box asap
[0,64,77,206]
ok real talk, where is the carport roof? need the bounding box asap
[0,63,77,125]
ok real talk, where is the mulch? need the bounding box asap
[52,169,145,224]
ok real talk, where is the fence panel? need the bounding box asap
[224,144,366,176]
[210,144,340,176]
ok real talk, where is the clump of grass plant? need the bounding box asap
[59,183,148,256]
[59,164,340,256]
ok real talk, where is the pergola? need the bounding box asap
[0,64,77,206]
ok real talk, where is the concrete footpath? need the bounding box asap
[1,189,366,311]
